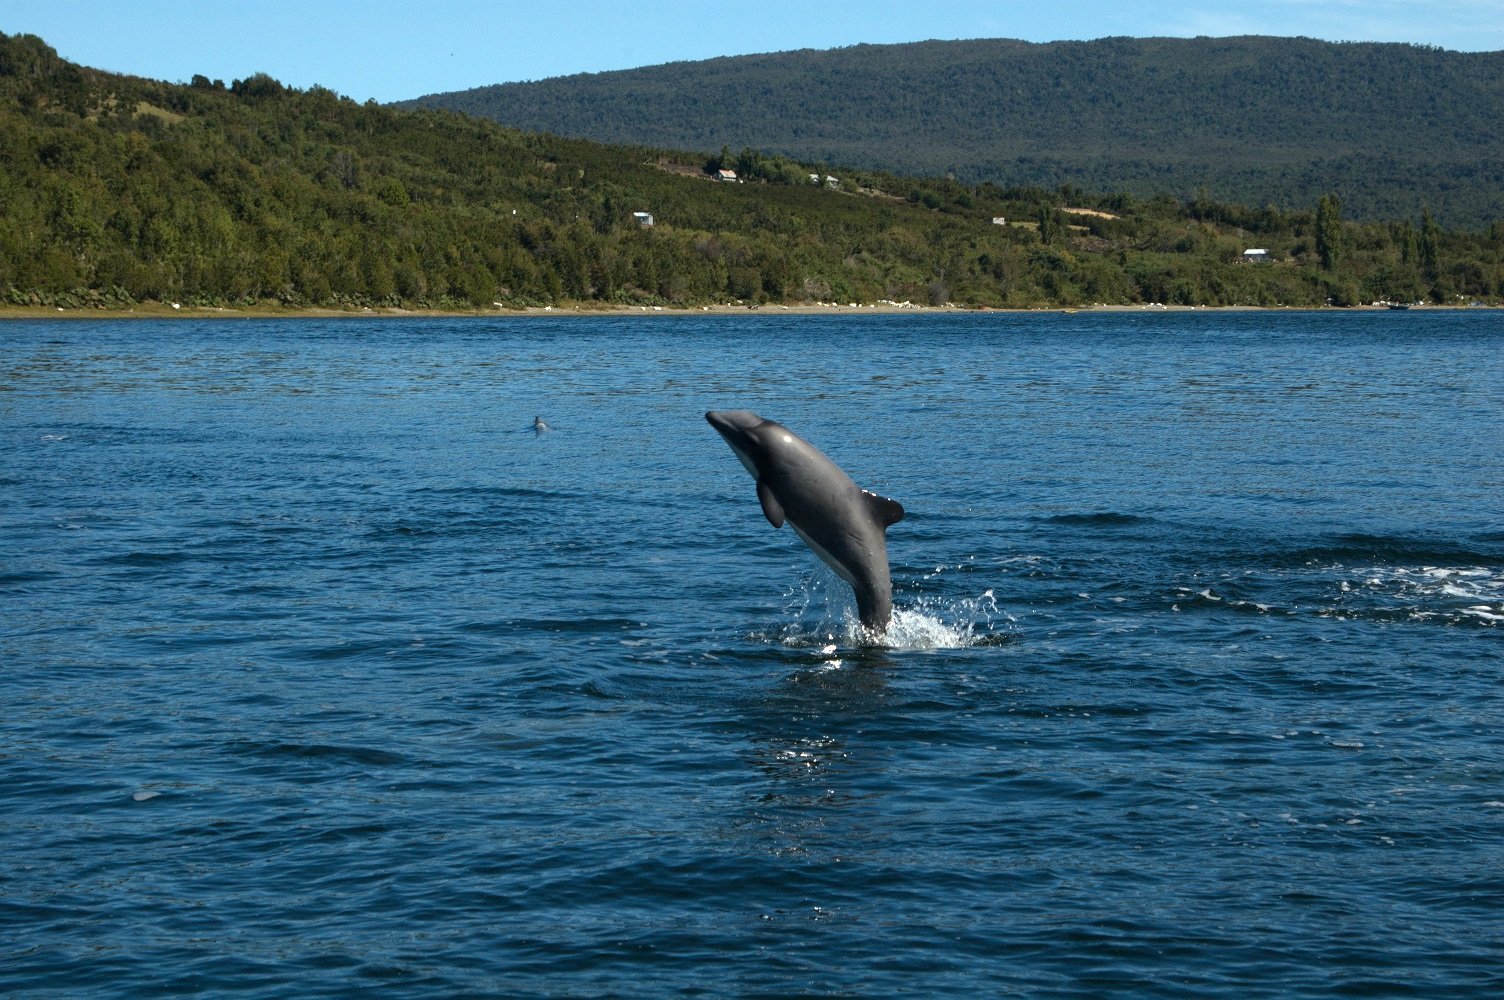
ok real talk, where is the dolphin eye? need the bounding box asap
[781,434,793,444]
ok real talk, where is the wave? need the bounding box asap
[0,569,60,588]
[1327,564,1504,627]
[1275,532,1503,569]
[92,549,194,567]
[225,740,412,768]
[1166,560,1503,629]
[1039,512,1153,527]
[1232,532,1503,628]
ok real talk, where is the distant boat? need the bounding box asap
[1386,302,1411,310]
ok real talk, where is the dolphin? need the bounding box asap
[706,409,905,634]
[531,416,551,435]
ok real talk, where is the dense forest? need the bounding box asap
[405,36,1504,229]
[2,33,1501,313]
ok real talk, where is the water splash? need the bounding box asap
[764,568,1014,650]
[884,589,1014,649]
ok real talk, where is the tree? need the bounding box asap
[1419,208,1442,284]
[1315,193,1342,270]
[1037,203,1065,245]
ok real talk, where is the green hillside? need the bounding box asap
[403,36,1504,229]
[2,33,1500,313]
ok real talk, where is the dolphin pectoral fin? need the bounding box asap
[757,479,786,528]
[863,490,906,528]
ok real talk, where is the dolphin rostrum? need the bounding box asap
[706,410,905,633]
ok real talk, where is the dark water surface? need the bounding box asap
[3,311,1501,997]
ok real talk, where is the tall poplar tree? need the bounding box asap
[1315,194,1343,271]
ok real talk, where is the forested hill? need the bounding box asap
[3,32,1500,313]
[402,35,1504,229]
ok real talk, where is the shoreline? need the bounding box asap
[0,301,1492,320]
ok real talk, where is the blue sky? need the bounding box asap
[6,1,1499,103]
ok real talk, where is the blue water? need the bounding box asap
[3,311,1502,997]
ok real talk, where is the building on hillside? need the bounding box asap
[716,169,738,182]
[632,212,654,227]
[1242,248,1270,262]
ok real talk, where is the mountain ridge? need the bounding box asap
[400,35,1504,228]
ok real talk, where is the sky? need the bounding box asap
[5,1,1500,104]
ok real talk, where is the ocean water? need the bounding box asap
[2,310,1501,998]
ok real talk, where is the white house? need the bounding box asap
[1242,248,1270,262]
[632,212,654,227]
[716,169,738,182]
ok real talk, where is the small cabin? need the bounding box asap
[716,169,738,183]
[1242,248,1270,263]
[632,211,654,227]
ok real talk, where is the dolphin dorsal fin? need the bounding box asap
[863,490,905,528]
[757,478,786,528]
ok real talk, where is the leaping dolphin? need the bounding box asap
[706,409,905,634]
